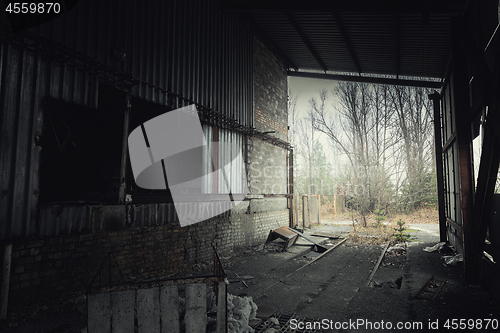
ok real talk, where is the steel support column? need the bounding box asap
[451,17,474,279]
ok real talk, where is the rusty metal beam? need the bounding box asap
[287,71,442,88]
[450,14,500,282]
[429,92,447,242]
[285,12,327,72]
[332,12,362,75]
[466,26,500,282]
[451,17,474,280]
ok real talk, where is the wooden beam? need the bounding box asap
[118,94,131,205]
[451,17,474,280]
[216,281,227,333]
[468,111,500,282]
[333,12,362,74]
[287,71,442,88]
[0,243,12,320]
[429,92,447,242]
[288,149,294,228]
[366,242,391,287]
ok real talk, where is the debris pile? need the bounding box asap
[386,243,406,256]
[227,294,258,333]
[423,242,453,253]
[442,254,463,266]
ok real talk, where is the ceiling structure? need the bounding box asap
[221,0,469,88]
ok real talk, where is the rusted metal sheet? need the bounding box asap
[265,226,298,252]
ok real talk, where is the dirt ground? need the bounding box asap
[1,210,499,332]
[224,220,499,332]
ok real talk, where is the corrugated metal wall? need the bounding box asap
[0,0,255,240]
[30,0,253,125]
[0,36,100,240]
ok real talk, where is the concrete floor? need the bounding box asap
[225,222,499,332]
[1,222,498,332]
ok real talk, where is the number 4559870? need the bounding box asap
[5,3,61,14]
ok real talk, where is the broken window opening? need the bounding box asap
[40,87,126,203]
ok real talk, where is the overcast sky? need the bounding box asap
[288,76,339,118]
[287,76,346,172]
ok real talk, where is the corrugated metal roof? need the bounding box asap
[222,0,467,84]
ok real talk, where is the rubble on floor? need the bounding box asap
[227,294,258,333]
[423,242,453,253]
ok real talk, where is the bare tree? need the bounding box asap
[388,85,434,210]
[308,83,397,225]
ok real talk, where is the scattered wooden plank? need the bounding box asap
[415,276,447,300]
[88,293,111,333]
[288,228,328,252]
[185,283,207,333]
[312,232,340,239]
[137,288,160,333]
[262,238,347,294]
[160,285,180,333]
[111,290,135,333]
[366,242,390,287]
[227,275,254,282]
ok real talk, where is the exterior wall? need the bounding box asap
[7,208,288,309]
[2,32,291,312]
[1,4,291,311]
[0,0,254,241]
[249,37,289,196]
[253,37,288,142]
[248,138,288,195]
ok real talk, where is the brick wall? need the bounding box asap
[7,209,288,309]
[253,36,288,142]
[248,137,288,195]
[250,36,289,195]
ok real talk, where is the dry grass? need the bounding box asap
[325,207,438,245]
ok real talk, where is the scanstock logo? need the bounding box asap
[128,105,247,227]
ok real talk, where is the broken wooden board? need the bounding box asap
[416,277,447,300]
[311,232,341,239]
[288,228,328,253]
[265,226,299,252]
[227,275,254,283]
